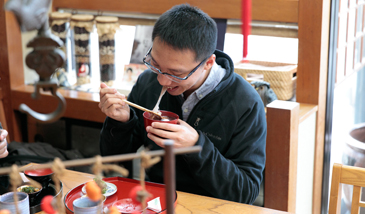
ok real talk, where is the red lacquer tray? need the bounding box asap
[64,177,177,214]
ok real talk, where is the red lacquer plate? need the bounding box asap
[64,177,177,214]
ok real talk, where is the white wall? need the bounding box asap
[296,112,317,214]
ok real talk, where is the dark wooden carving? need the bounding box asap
[4,0,67,123]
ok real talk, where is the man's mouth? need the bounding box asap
[166,86,178,92]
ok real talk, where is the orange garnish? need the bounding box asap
[0,210,10,214]
[107,206,121,214]
[85,180,102,201]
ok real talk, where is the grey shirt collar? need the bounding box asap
[181,62,226,121]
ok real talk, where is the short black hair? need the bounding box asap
[152,4,217,62]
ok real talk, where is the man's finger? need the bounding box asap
[0,150,8,158]
[0,130,8,141]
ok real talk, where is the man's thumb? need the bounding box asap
[100,82,108,89]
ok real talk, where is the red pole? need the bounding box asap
[241,0,251,61]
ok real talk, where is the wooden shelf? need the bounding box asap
[11,85,105,123]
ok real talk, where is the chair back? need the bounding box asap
[329,163,365,214]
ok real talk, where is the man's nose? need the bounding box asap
[157,73,173,85]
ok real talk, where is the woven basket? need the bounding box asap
[234,60,297,100]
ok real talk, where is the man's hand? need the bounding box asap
[99,82,130,123]
[0,129,8,158]
[146,119,199,148]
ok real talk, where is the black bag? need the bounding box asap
[0,141,91,194]
[0,141,86,167]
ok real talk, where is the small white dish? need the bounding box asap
[73,197,103,214]
[80,194,106,203]
[82,182,117,197]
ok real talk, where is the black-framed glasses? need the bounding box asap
[143,47,208,83]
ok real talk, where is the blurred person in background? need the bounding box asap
[0,123,8,158]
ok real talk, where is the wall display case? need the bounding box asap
[50,12,72,70]
[70,14,94,86]
[95,16,119,86]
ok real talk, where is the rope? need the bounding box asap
[51,158,66,214]
[9,165,22,214]
[91,155,130,214]
[139,151,161,213]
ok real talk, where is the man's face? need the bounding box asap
[150,38,213,97]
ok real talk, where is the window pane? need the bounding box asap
[349,0,357,8]
[336,46,346,83]
[340,0,349,13]
[348,8,357,39]
[338,13,348,48]
[362,36,365,62]
[356,5,363,34]
[346,40,354,75]
[354,38,361,67]
[363,5,365,31]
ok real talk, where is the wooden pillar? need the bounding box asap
[265,100,299,213]
[297,0,330,213]
[0,0,25,142]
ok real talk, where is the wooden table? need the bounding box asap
[33,168,292,214]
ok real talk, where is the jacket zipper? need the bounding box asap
[194,118,201,127]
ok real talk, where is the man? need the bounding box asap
[0,123,8,158]
[99,4,266,204]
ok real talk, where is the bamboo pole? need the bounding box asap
[0,146,201,175]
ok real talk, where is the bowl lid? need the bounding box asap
[24,168,53,176]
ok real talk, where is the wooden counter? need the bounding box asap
[32,167,293,214]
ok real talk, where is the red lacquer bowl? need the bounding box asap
[64,177,177,214]
[24,168,53,177]
[143,110,179,129]
[24,168,54,187]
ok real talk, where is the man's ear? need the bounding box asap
[203,54,216,71]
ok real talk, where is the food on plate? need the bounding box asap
[93,177,107,194]
[85,180,102,201]
[106,206,121,214]
[129,185,152,204]
[112,198,143,213]
[17,185,41,194]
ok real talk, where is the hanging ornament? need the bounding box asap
[41,195,57,214]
